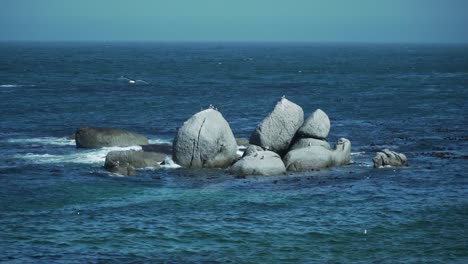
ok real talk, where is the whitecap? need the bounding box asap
[148,138,172,145]
[6,137,75,146]
[0,84,35,88]
[16,145,142,165]
[160,156,181,169]
[350,151,366,156]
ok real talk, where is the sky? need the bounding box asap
[0,0,467,43]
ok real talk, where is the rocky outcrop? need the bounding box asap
[283,138,351,171]
[297,109,330,139]
[249,98,304,155]
[173,109,237,168]
[230,150,286,176]
[104,150,166,176]
[373,149,408,168]
[75,127,148,148]
[289,138,331,151]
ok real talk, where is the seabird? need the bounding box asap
[119,76,149,84]
[209,104,214,109]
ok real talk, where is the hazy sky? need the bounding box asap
[1,0,467,42]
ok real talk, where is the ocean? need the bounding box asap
[0,42,467,263]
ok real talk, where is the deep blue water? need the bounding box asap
[0,42,467,263]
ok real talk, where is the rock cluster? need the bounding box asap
[76,97,410,177]
[230,97,351,176]
[373,149,408,168]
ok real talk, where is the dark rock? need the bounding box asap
[75,127,148,148]
[104,150,166,176]
[173,109,237,168]
[372,149,407,167]
[249,98,304,155]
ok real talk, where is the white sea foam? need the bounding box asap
[16,145,142,165]
[237,145,247,157]
[160,156,181,169]
[351,151,366,156]
[0,84,35,88]
[148,138,172,144]
[7,137,75,146]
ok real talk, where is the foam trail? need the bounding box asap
[0,84,35,88]
[16,145,142,165]
[7,137,75,146]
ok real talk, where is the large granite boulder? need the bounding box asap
[373,149,408,168]
[173,109,237,168]
[104,150,166,176]
[75,127,148,148]
[297,109,330,139]
[289,138,331,151]
[230,150,286,176]
[283,138,351,171]
[249,98,304,155]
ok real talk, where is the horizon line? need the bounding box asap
[1,39,468,45]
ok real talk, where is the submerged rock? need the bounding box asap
[230,150,286,176]
[173,109,237,168]
[283,138,351,171]
[249,98,304,155]
[104,150,166,176]
[297,109,330,139]
[373,149,408,168]
[75,127,148,148]
[289,138,331,151]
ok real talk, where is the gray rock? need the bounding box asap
[289,138,331,151]
[242,144,265,157]
[249,98,304,155]
[283,138,351,171]
[75,127,148,148]
[104,150,165,176]
[373,149,408,168]
[297,109,330,139]
[173,109,237,168]
[230,150,286,176]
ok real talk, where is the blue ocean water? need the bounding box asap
[0,42,467,263]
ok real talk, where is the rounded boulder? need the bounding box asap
[173,109,237,168]
[230,150,286,176]
[249,98,304,155]
[297,109,330,139]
